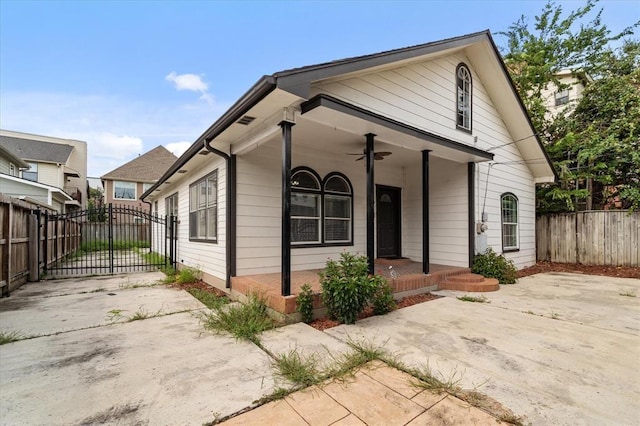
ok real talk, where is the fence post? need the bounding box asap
[108,203,114,274]
[28,213,39,282]
[1,203,12,296]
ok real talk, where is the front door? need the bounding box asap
[376,185,401,258]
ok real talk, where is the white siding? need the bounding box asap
[313,52,537,269]
[37,163,63,188]
[150,157,227,281]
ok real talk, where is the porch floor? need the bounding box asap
[231,260,470,316]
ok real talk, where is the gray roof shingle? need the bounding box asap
[0,135,74,164]
[101,145,177,182]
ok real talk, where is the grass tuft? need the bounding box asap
[619,291,636,297]
[177,266,202,284]
[457,294,490,303]
[272,350,321,387]
[0,330,27,345]
[201,295,274,344]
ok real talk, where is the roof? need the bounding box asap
[0,143,29,168]
[143,30,556,199]
[101,145,177,182]
[0,135,74,164]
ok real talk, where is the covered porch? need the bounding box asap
[231,260,471,315]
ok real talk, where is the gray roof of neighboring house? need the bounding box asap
[0,135,74,164]
[0,143,30,168]
[101,145,177,182]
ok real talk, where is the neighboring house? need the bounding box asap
[141,30,555,295]
[0,130,88,212]
[0,173,74,212]
[101,146,177,220]
[541,69,590,118]
[0,142,29,177]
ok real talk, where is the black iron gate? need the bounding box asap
[42,204,177,278]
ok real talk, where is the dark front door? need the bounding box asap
[376,185,401,258]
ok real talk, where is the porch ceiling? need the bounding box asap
[300,94,493,164]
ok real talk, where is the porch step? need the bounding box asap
[439,273,500,292]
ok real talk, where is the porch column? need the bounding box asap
[366,133,376,275]
[281,120,295,296]
[468,162,475,268]
[422,150,430,274]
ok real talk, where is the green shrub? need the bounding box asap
[472,248,517,284]
[320,252,381,324]
[296,283,314,323]
[177,266,202,284]
[371,277,396,315]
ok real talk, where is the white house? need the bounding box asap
[141,30,556,301]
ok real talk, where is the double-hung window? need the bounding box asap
[554,89,570,106]
[456,63,472,132]
[323,173,352,243]
[22,162,38,182]
[291,168,321,244]
[189,171,217,242]
[501,193,519,251]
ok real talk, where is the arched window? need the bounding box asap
[501,193,519,251]
[323,173,353,244]
[456,63,472,131]
[291,167,322,244]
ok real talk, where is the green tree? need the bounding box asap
[500,1,639,212]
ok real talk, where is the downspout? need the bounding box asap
[204,137,235,289]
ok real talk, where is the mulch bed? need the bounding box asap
[308,292,442,331]
[169,280,228,297]
[517,261,640,279]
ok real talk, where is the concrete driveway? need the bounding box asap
[2,271,639,425]
[0,273,278,425]
[326,272,640,425]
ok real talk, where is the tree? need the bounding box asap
[500,0,639,212]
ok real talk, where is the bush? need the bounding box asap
[320,252,387,324]
[296,283,314,323]
[472,248,517,284]
[371,277,396,315]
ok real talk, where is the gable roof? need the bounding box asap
[143,30,556,199]
[101,145,177,182]
[0,135,74,164]
[0,143,29,168]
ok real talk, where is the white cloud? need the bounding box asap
[165,72,209,93]
[0,91,230,177]
[166,141,192,157]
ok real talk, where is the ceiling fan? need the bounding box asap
[347,150,392,161]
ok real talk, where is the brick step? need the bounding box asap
[439,277,500,292]
[446,273,485,284]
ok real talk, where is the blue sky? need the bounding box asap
[1,0,638,177]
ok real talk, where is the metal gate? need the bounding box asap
[41,204,177,278]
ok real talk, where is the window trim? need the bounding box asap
[189,171,218,243]
[9,163,16,176]
[291,166,323,245]
[455,63,472,133]
[113,180,136,200]
[291,167,354,248]
[165,192,179,240]
[500,192,519,252]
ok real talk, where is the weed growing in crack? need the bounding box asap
[187,288,227,310]
[272,350,321,387]
[201,295,274,344]
[106,309,126,323]
[619,291,636,297]
[457,294,490,303]
[0,330,28,345]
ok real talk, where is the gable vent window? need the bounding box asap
[237,115,256,125]
[554,89,570,106]
[456,63,472,132]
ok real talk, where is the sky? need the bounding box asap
[1,0,638,178]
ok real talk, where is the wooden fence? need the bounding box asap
[536,211,639,266]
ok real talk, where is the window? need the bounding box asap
[22,162,38,182]
[114,181,136,199]
[456,63,472,131]
[290,167,353,246]
[143,183,153,193]
[189,172,217,242]
[554,89,570,106]
[291,168,321,244]
[501,193,519,251]
[9,163,16,176]
[323,173,352,243]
